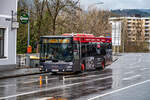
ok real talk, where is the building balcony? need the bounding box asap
[127,20,132,22]
[145,28,150,31]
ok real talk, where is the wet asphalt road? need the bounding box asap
[0,53,150,100]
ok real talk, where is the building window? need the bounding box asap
[145,30,150,33]
[128,33,131,36]
[145,19,150,21]
[0,29,4,58]
[128,26,132,29]
[145,34,149,36]
[145,38,149,41]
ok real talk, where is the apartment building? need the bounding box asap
[0,0,18,70]
[110,17,150,43]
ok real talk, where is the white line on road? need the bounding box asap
[122,75,141,81]
[124,71,134,75]
[0,76,112,100]
[64,73,112,80]
[64,75,97,80]
[87,79,150,100]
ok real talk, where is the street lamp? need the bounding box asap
[88,2,104,10]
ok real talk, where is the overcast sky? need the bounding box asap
[80,0,150,10]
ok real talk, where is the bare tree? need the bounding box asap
[46,0,79,35]
[33,0,46,36]
[82,9,112,36]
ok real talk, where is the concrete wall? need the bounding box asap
[0,0,18,69]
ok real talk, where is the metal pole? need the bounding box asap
[11,10,14,30]
[26,8,30,67]
[118,21,121,54]
[115,22,117,55]
[122,22,125,53]
[28,8,30,47]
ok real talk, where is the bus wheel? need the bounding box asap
[101,61,105,70]
[81,64,85,72]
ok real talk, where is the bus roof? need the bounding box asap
[40,34,112,43]
[40,35,73,38]
[62,33,95,37]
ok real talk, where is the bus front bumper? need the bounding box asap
[42,64,73,72]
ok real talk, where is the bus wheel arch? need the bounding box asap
[101,59,105,69]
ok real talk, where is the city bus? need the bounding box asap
[39,33,112,73]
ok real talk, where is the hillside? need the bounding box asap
[111,9,150,17]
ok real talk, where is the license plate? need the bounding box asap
[52,69,59,72]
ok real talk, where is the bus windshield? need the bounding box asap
[40,38,73,62]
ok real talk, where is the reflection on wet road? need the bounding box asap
[0,53,150,100]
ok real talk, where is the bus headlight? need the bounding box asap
[40,65,43,68]
[40,66,43,71]
[69,62,73,65]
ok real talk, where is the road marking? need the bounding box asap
[122,75,141,81]
[124,71,134,75]
[65,75,97,80]
[64,71,100,78]
[87,79,150,100]
[64,73,112,80]
[0,76,112,100]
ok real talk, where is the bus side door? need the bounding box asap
[73,42,80,72]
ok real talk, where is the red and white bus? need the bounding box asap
[39,33,112,73]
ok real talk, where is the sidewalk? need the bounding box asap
[0,67,42,79]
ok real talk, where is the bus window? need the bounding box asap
[100,48,106,56]
[73,43,79,60]
[40,38,73,62]
[92,45,96,56]
[81,45,86,57]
